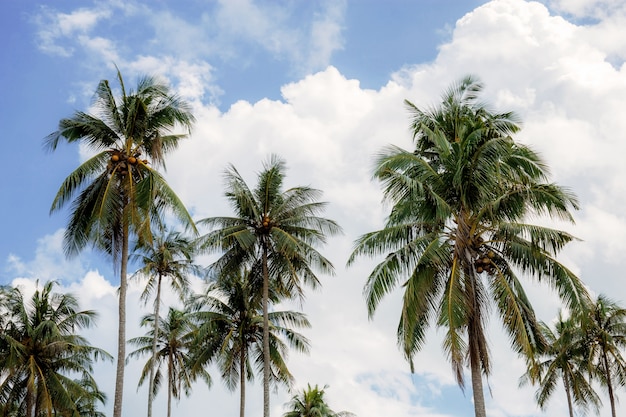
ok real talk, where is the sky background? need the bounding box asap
[2,0,626,416]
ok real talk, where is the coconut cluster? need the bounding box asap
[260,215,272,232]
[474,249,496,274]
[108,151,148,176]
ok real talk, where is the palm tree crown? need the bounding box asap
[348,75,588,417]
[283,384,353,417]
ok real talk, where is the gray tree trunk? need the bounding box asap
[147,275,163,417]
[262,245,270,417]
[240,348,246,417]
[113,218,129,417]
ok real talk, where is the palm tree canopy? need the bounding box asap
[348,75,588,388]
[189,268,311,391]
[130,229,202,303]
[127,307,211,400]
[283,384,354,417]
[45,68,197,259]
[520,311,601,415]
[196,154,343,299]
[0,281,111,417]
[580,294,626,413]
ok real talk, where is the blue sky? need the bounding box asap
[2,1,626,416]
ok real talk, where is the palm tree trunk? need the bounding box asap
[240,348,246,417]
[602,349,617,417]
[167,349,173,417]
[262,244,270,417]
[113,217,129,417]
[562,373,575,417]
[147,275,163,417]
[469,330,487,417]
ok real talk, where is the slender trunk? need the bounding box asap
[262,245,270,417]
[563,373,574,417]
[464,237,487,417]
[468,326,487,417]
[167,349,173,417]
[602,349,617,417]
[147,275,163,417]
[113,217,129,417]
[240,347,246,417]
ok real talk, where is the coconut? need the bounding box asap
[128,156,137,164]
[111,154,120,162]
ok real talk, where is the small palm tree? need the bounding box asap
[196,155,342,417]
[0,281,111,417]
[348,76,588,417]
[130,229,201,417]
[46,68,196,417]
[127,307,211,417]
[580,295,626,417]
[190,268,310,417]
[520,311,601,417]
[283,384,354,417]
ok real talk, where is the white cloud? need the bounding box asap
[34,6,111,56]
[304,0,346,73]
[5,229,87,282]
[546,0,626,19]
[210,0,347,75]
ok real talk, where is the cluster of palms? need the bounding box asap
[15,69,621,417]
[42,69,344,417]
[0,281,111,417]
[521,295,626,417]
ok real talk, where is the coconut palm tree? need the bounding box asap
[347,76,588,417]
[45,68,196,417]
[189,268,310,417]
[580,295,626,417]
[127,307,210,417]
[520,312,601,417]
[283,384,354,417]
[130,229,201,417]
[196,155,342,417]
[0,281,111,417]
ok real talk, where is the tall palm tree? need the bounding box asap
[0,281,111,417]
[130,229,201,417]
[190,268,311,417]
[45,68,196,417]
[196,155,342,417]
[127,307,211,417]
[283,384,353,417]
[581,294,626,417]
[347,76,588,417]
[520,312,601,417]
